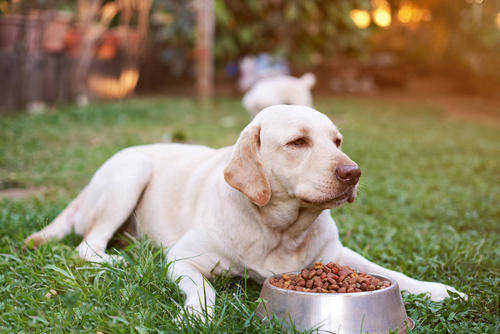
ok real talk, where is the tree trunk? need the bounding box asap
[195,0,214,102]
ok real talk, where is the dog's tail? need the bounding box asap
[300,73,316,89]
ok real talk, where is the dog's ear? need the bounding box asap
[300,72,316,89]
[224,124,271,207]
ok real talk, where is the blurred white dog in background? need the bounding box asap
[242,73,316,117]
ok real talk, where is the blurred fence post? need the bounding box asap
[195,0,214,102]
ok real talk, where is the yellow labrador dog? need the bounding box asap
[26,105,464,318]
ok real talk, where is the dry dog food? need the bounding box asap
[269,262,391,293]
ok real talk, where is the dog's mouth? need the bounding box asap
[300,187,356,207]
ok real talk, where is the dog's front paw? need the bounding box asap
[25,232,46,248]
[421,282,467,302]
[178,296,213,323]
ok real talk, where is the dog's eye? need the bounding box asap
[334,138,342,147]
[288,138,308,147]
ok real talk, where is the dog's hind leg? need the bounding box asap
[73,149,153,263]
[25,187,89,248]
[26,148,153,264]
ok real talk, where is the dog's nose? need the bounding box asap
[335,165,361,185]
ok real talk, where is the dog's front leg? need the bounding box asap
[168,260,216,318]
[167,245,216,320]
[320,242,466,301]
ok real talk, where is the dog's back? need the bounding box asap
[243,73,316,116]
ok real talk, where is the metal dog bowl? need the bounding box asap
[256,273,414,333]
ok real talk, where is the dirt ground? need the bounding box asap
[0,187,45,200]
[363,76,500,125]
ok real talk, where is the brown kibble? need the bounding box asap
[313,277,322,288]
[308,270,316,279]
[297,278,306,287]
[269,262,390,294]
[340,267,353,276]
[301,269,309,279]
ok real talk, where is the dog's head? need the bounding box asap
[224,105,360,209]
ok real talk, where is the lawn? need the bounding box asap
[0,97,498,333]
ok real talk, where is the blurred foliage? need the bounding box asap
[214,0,371,67]
[382,0,500,87]
[149,0,371,74]
[430,0,500,85]
[2,0,499,86]
[149,0,195,76]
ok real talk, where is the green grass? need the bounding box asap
[0,97,498,333]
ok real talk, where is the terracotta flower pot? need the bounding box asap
[96,31,118,60]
